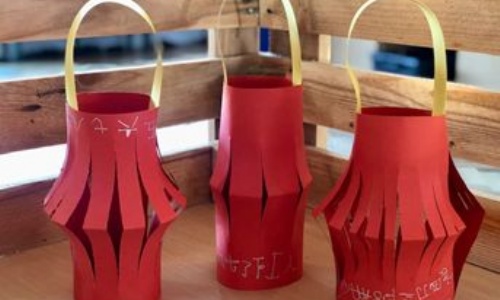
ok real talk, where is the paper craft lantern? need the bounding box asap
[314,1,484,299]
[210,0,312,290]
[44,1,185,300]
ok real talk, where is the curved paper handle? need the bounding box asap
[217,0,302,86]
[65,0,163,110]
[346,0,447,116]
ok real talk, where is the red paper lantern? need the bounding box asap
[314,1,484,299]
[44,1,185,300]
[210,0,312,290]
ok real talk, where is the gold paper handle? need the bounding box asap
[217,0,303,86]
[65,0,163,110]
[346,0,448,116]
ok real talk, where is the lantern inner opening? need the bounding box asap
[76,92,152,114]
[361,107,432,117]
[228,76,293,89]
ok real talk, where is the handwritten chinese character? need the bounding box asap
[439,268,453,286]
[350,283,372,300]
[118,116,139,137]
[429,279,442,293]
[265,252,283,280]
[91,118,107,134]
[253,257,266,279]
[416,284,430,300]
[240,260,252,278]
[398,292,416,299]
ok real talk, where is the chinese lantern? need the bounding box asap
[44,1,186,299]
[314,1,484,299]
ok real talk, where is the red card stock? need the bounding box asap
[44,93,186,300]
[211,76,312,290]
[314,107,484,300]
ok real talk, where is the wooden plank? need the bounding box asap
[270,30,322,149]
[0,203,498,299]
[261,0,500,55]
[467,195,500,273]
[306,146,500,274]
[162,147,214,209]
[0,0,259,43]
[270,31,333,149]
[0,146,213,255]
[315,35,332,149]
[0,59,221,154]
[269,29,323,61]
[317,34,332,63]
[208,28,259,58]
[300,61,500,168]
[235,56,500,167]
[306,147,346,207]
[0,56,268,154]
[207,27,259,142]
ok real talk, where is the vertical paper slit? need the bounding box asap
[108,175,123,269]
[260,175,268,221]
[67,182,95,274]
[166,190,183,214]
[222,162,232,224]
[137,162,154,242]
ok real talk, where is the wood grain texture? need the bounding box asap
[468,196,500,273]
[261,0,500,54]
[0,203,498,299]
[208,28,259,58]
[300,61,500,168]
[269,29,324,61]
[305,146,500,274]
[0,0,259,43]
[0,56,266,154]
[0,147,213,255]
[240,56,500,167]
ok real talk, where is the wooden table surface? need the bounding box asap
[0,204,498,299]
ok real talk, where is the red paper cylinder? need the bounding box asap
[44,93,186,300]
[314,107,484,300]
[210,76,312,290]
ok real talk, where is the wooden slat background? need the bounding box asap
[0,146,213,255]
[0,60,219,154]
[261,0,500,55]
[250,56,500,168]
[301,61,500,168]
[0,55,272,155]
[0,0,259,43]
[269,30,328,61]
[208,28,259,58]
